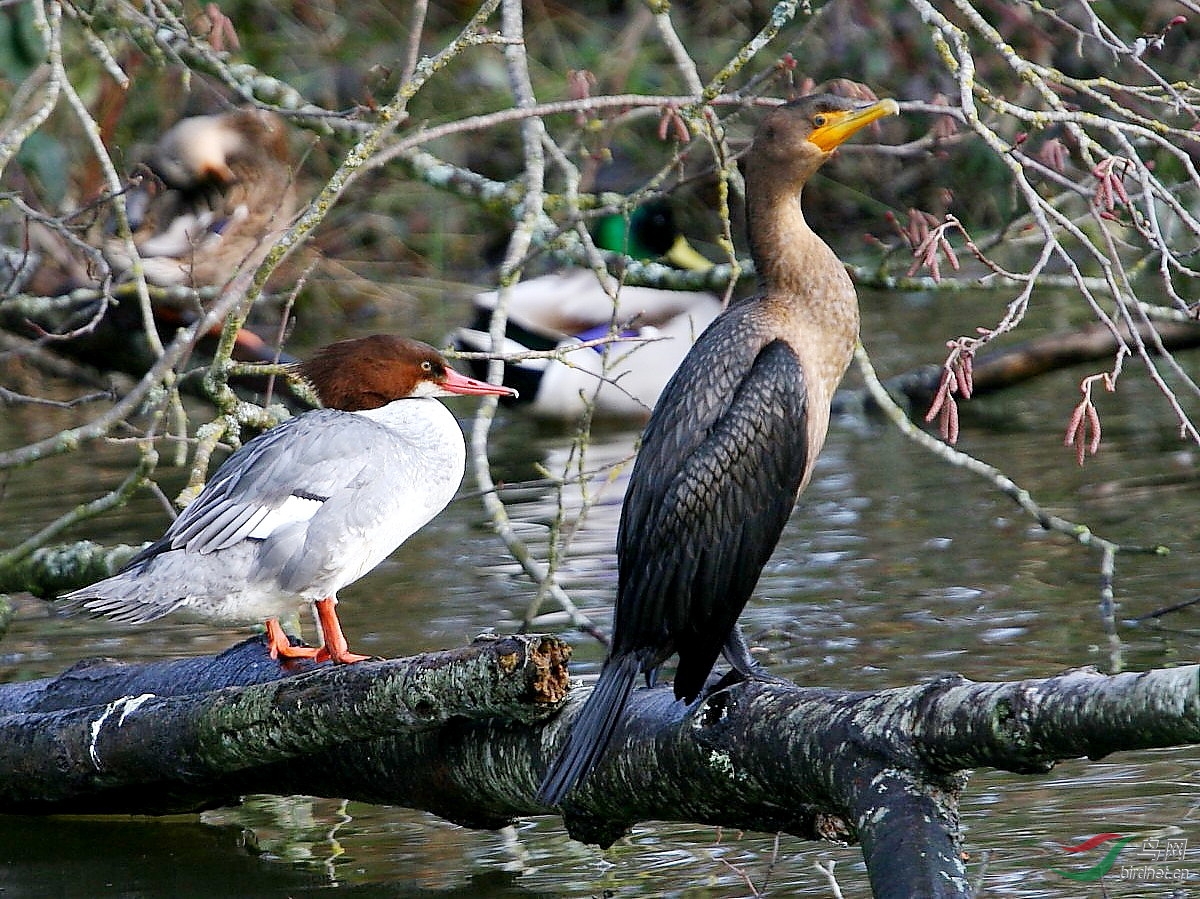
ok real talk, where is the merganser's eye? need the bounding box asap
[813,114,827,128]
[420,360,433,373]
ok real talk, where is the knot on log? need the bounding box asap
[470,632,572,709]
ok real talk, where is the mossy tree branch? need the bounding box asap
[0,637,1196,898]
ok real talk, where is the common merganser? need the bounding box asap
[538,94,900,803]
[61,335,516,663]
[452,201,722,419]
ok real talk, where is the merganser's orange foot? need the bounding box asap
[313,644,372,664]
[311,597,372,664]
[264,618,320,660]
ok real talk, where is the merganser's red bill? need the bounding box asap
[442,367,519,398]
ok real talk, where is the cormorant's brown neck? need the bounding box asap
[741,155,854,322]
[744,166,819,297]
[740,144,861,457]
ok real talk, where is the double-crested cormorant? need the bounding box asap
[61,336,516,663]
[538,93,899,804]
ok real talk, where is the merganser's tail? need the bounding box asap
[59,541,185,623]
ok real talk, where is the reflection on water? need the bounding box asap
[2,289,1199,896]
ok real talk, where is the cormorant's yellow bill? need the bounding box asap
[808,97,899,153]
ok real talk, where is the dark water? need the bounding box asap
[2,288,1198,897]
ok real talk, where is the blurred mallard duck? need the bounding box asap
[451,200,722,420]
[107,108,298,289]
[97,108,300,367]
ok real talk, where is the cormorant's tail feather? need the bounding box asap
[537,652,641,806]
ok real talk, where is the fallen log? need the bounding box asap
[0,634,567,818]
[1,635,1197,899]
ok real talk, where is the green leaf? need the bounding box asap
[17,132,70,207]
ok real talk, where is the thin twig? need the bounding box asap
[855,342,1168,626]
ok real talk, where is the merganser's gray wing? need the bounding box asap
[161,409,377,556]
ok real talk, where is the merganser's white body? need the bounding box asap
[69,400,464,626]
[62,335,516,663]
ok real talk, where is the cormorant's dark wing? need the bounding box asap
[615,304,810,702]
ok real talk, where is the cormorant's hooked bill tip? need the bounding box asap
[808,98,900,153]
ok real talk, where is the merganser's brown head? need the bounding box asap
[297,335,518,412]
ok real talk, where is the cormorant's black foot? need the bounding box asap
[700,665,791,701]
[709,624,783,697]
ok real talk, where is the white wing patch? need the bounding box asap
[247,492,326,539]
[136,211,218,258]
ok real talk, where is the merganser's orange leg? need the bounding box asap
[312,597,371,664]
[264,618,320,660]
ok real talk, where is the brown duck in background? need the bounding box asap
[538,93,899,805]
[15,108,302,377]
[107,108,298,290]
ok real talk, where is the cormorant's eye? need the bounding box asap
[813,114,828,128]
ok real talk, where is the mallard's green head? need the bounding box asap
[592,200,711,271]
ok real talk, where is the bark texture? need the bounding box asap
[0,638,1197,898]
